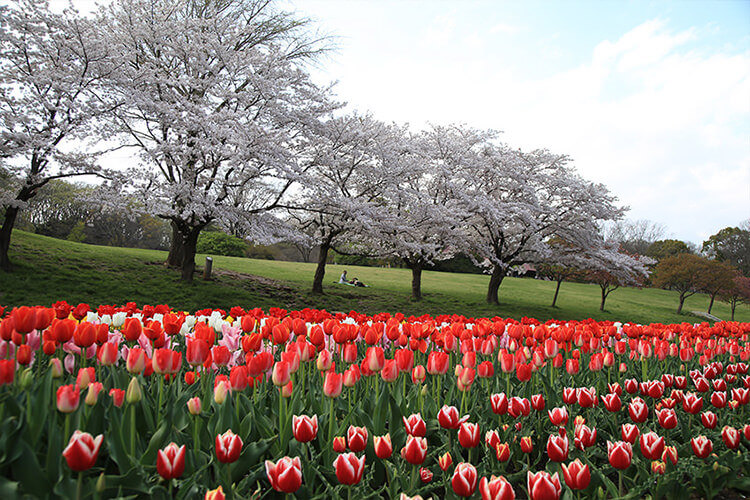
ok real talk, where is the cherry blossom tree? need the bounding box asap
[282,113,407,294]
[376,124,482,300]
[584,242,653,311]
[95,0,334,281]
[461,144,625,305]
[0,0,114,271]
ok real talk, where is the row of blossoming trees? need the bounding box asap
[0,0,650,304]
[0,302,749,498]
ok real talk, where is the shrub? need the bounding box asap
[196,231,247,257]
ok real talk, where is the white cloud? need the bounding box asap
[490,22,521,35]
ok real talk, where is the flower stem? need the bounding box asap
[130,403,136,457]
[76,472,83,500]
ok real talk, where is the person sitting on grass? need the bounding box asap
[339,270,351,284]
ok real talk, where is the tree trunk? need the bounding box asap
[731,301,736,321]
[551,278,563,307]
[312,239,331,294]
[0,206,20,272]
[676,294,685,314]
[180,228,200,282]
[486,267,506,305]
[707,293,716,315]
[165,220,185,268]
[410,263,423,301]
[599,286,607,311]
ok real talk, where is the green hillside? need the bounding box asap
[0,231,747,324]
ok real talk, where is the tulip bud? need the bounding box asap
[280,381,293,398]
[214,380,229,404]
[187,396,202,415]
[19,368,33,390]
[49,358,63,378]
[96,473,106,493]
[126,376,142,404]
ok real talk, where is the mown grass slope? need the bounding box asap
[1,230,747,324]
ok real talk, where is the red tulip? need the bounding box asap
[204,486,225,500]
[607,441,633,469]
[490,393,508,415]
[520,436,533,453]
[96,342,118,366]
[451,462,478,497]
[662,445,678,465]
[710,391,727,409]
[157,442,186,480]
[576,387,596,408]
[531,394,545,411]
[12,306,36,334]
[272,361,291,387]
[0,359,14,385]
[126,347,146,374]
[420,467,433,483]
[215,430,242,463]
[332,436,346,453]
[721,426,740,450]
[574,424,597,450]
[292,414,318,443]
[561,458,590,490]
[438,451,453,471]
[381,359,399,382]
[395,348,414,372]
[691,435,712,459]
[565,358,579,375]
[516,363,531,382]
[323,371,343,398]
[656,408,677,430]
[411,365,426,384]
[63,430,103,471]
[122,318,142,342]
[403,413,426,437]
[438,405,469,430]
[73,322,96,348]
[347,425,368,453]
[187,339,210,366]
[458,422,480,448]
[265,456,302,493]
[373,434,393,459]
[479,474,515,500]
[700,411,717,430]
[57,384,80,413]
[495,442,510,462]
[333,452,365,485]
[426,351,449,375]
[601,393,621,412]
[621,423,639,444]
[109,388,125,407]
[546,433,569,462]
[527,471,562,500]
[628,397,648,423]
[682,393,703,414]
[639,431,665,460]
[508,397,531,418]
[16,344,31,366]
[548,407,568,427]
[401,435,428,465]
[651,461,666,475]
[562,387,576,404]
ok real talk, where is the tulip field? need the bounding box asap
[0,303,749,499]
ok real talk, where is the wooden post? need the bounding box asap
[203,256,213,280]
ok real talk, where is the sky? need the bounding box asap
[67,0,750,245]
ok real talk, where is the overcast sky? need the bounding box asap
[69,0,750,244]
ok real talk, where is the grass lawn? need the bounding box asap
[1,230,748,324]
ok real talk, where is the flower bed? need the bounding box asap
[0,302,749,499]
